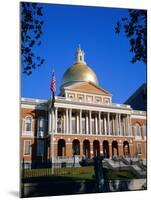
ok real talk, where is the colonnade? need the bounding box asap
[49,108,131,136]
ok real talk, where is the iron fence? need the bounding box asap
[21,163,94,179]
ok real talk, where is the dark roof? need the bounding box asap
[125,83,147,111]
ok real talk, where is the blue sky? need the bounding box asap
[21,3,146,104]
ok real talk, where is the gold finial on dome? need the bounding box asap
[75,44,86,64]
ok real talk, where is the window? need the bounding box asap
[104,98,110,104]
[69,95,73,99]
[96,97,101,104]
[25,116,32,134]
[136,143,142,154]
[37,117,45,137]
[37,140,44,156]
[78,96,83,102]
[144,125,147,137]
[135,123,141,137]
[24,140,31,156]
[96,99,100,103]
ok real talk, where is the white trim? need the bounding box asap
[55,102,132,114]
[135,136,143,141]
[131,115,146,119]
[21,103,47,110]
[22,116,34,136]
[52,132,134,138]
[21,97,47,103]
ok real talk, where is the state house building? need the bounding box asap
[21,47,147,168]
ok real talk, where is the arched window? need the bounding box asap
[25,116,32,134]
[37,117,45,137]
[72,139,80,156]
[58,139,66,157]
[135,123,141,137]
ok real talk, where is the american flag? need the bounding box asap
[50,71,56,93]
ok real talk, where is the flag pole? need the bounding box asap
[51,108,54,175]
[50,69,56,175]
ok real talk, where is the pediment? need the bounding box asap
[64,82,112,96]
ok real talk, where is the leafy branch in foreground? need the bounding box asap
[115,9,147,64]
[21,2,45,75]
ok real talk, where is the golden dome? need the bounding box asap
[60,46,99,88]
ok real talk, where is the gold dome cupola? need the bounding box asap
[60,46,99,89]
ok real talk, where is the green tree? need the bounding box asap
[21,2,45,75]
[115,9,147,64]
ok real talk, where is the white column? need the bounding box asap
[128,115,131,136]
[69,109,72,134]
[98,112,101,135]
[66,108,68,134]
[48,110,52,133]
[89,110,92,135]
[104,114,107,135]
[121,117,123,136]
[55,108,58,133]
[111,115,114,135]
[123,117,126,136]
[116,113,119,136]
[107,112,110,135]
[76,112,79,134]
[95,113,98,135]
[63,111,66,133]
[112,115,115,135]
[118,113,121,136]
[86,113,89,134]
[112,116,115,135]
[79,110,82,134]
[126,115,128,136]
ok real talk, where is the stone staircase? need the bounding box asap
[103,158,147,178]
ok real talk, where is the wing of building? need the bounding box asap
[125,83,147,111]
[21,46,147,168]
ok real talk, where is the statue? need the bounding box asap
[93,152,104,192]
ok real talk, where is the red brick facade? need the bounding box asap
[21,106,147,167]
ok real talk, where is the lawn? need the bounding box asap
[22,166,139,181]
[105,169,138,180]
